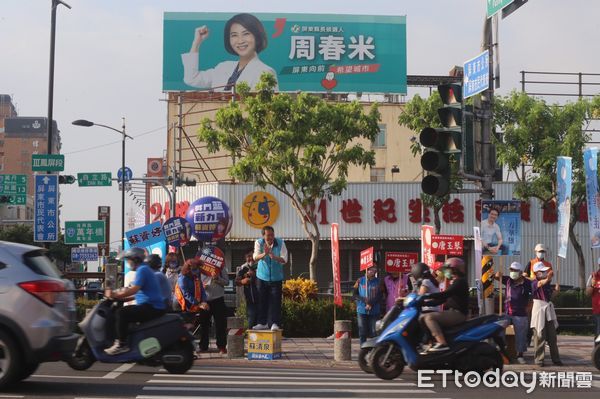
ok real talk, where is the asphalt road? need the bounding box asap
[2,361,600,399]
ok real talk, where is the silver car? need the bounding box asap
[0,241,79,388]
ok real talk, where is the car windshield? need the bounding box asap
[23,250,62,279]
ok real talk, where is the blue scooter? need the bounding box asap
[371,293,509,380]
[66,299,195,374]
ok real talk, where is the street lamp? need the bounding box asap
[72,118,133,263]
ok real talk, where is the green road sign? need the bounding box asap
[32,154,65,171]
[78,172,112,187]
[0,174,27,205]
[65,220,105,244]
[487,0,514,18]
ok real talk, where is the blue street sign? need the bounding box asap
[34,175,59,242]
[463,50,490,99]
[71,247,99,262]
[117,167,133,182]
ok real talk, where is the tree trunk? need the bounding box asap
[568,213,586,289]
[433,204,442,234]
[308,231,320,282]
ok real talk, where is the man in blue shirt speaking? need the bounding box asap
[104,247,166,355]
[252,225,288,331]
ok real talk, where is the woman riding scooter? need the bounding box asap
[420,257,469,353]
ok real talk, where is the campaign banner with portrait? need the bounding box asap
[480,200,521,256]
[163,12,407,94]
[557,156,572,258]
[584,148,600,248]
[421,225,435,267]
[162,217,192,248]
[196,244,226,279]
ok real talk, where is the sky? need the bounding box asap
[1,0,599,249]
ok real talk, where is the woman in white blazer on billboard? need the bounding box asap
[181,13,279,91]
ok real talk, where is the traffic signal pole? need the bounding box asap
[479,15,496,201]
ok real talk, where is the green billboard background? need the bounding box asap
[163,12,406,94]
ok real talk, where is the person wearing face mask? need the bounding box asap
[420,258,470,353]
[494,262,531,364]
[353,265,383,344]
[527,262,562,367]
[585,258,600,337]
[174,259,209,314]
[525,244,553,279]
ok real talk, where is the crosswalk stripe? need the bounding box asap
[147,379,413,386]
[142,386,436,394]
[165,366,366,374]
[138,397,448,399]
[151,374,409,383]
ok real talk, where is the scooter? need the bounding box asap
[66,299,195,374]
[370,293,508,380]
[593,334,600,370]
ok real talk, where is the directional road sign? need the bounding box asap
[78,172,112,187]
[32,154,65,172]
[117,167,133,182]
[463,50,490,99]
[71,247,99,262]
[34,175,59,242]
[487,0,515,18]
[0,174,27,205]
[65,220,106,244]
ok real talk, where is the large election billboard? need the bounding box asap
[163,12,407,94]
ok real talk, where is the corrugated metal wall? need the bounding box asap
[150,182,597,287]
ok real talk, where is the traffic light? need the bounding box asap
[177,177,196,187]
[419,83,464,197]
[58,175,76,184]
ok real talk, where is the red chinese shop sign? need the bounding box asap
[430,234,464,256]
[360,247,374,271]
[385,252,418,273]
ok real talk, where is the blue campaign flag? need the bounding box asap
[123,226,167,274]
[584,148,600,248]
[33,175,59,242]
[557,157,572,258]
[125,221,166,249]
[481,200,521,257]
[463,50,490,99]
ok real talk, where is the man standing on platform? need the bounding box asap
[253,226,288,331]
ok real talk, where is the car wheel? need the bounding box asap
[17,362,39,381]
[0,330,22,389]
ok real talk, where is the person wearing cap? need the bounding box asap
[494,261,531,364]
[586,258,600,337]
[353,265,383,344]
[527,261,562,367]
[525,243,553,279]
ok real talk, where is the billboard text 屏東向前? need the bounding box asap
[163,12,407,94]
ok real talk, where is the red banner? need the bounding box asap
[359,247,374,271]
[430,234,464,256]
[421,225,435,267]
[330,223,342,307]
[385,252,418,273]
[196,245,225,277]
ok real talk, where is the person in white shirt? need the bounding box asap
[181,13,278,91]
[481,207,504,255]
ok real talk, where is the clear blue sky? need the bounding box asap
[1,0,599,248]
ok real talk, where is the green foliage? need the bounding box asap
[75,297,100,321]
[199,73,381,279]
[283,277,318,302]
[0,225,73,266]
[237,298,358,337]
[551,290,592,308]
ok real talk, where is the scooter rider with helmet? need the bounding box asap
[104,247,167,355]
[420,257,470,353]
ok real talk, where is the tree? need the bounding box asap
[198,73,381,280]
[397,92,461,233]
[494,91,600,288]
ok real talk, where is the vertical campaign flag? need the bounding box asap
[557,156,572,258]
[359,247,374,271]
[330,223,342,307]
[421,225,435,267]
[481,200,521,256]
[584,148,600,248]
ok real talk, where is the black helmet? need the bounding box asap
[145,254,162,270]
[411,262,430,281]
[117,247,145,263]
[444,257,466,276]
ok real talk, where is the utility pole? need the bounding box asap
[479,15,496,201]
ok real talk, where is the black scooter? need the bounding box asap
[593,334,600,370]
[67,299,195,374]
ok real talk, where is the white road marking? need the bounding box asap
[160,368,368,376]
[143,386,435,394]
[102,363,135,379]
[147,378,413,386]
[0,395,25,398]
[30,374,105,379]
[151,373,410,383]
[139,397,448,399]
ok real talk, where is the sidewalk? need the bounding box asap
[194,334,598,370]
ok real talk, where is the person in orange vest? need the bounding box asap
[174,259,209,313]
[586,258,600,337]
[524,244,553,279]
